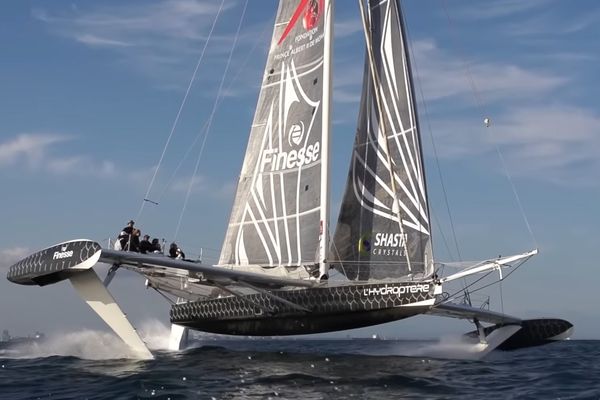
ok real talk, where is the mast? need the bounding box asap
[319,0,334,279]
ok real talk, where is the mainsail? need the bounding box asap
[331,0,433,281]
[219,0,330,269]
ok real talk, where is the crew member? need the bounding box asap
[129,229,141,252]
[118,220,135,251]
[140,234,153,254]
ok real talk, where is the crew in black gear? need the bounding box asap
[140,235,153,254]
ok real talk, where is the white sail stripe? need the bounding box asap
[250,188,281,263]
[228,206,320,227]
[370,0,388,8]
[363,114,427,229]
[269,169,281,264]
[246,204,274,265]
[233,102,276,265]
[289,59,321,264]
[290,59,321,108]
[238,230,249,266]
[386,129,429,222]
[353,149,424,229]
[278,65,285,152]
[366,105,424,220]
[377,0,427,210]
[268,66,285,265]
[392,168,429,224]
[247,102,282,264]
[382,1,430,229]
[371,88,421,212]
[256,176,266,208]
[382,1,399,100]
[396,9,427,201]
[234,210,243,265]
[283,63,300,142]
[357,195,430,235]
[378,25,429,224]
[378,26,423,215]
[354,172,389,210]
[278,172,293,264]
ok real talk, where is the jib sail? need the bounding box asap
[330,0,433,281]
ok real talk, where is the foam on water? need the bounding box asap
[351,334,490,360]
[8,329,134,360]
[400,334,489,360]
[3,319,174,360]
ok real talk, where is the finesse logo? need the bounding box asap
[260,142,320,172]
[288,122,305,146]
[53,244,73,260]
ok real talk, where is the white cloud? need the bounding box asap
[171,175,206,193]
[454,0,551,20]
[410,40,567,104]
[503,7,600,37]
[170,175,234,199]
[335,16,363,38]
[32,1,265,89]
[33,1,229,42]
[0,133,138,180]
[75,34,132,48]
[429,104,600,186]
[0,133,69,166]
[491,105,600,185]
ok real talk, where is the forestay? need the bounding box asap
[331,0,433,281]
[219,0,329,269]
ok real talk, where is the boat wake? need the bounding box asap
[0,319,172,360]
[389,335,493,361]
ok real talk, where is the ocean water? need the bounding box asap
[0,328,598,400]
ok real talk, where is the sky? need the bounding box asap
[1,0,599,341]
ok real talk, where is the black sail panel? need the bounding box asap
[219,0,328,268]
[331,0,433,281]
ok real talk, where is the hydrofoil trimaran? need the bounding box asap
[7,0,572,359]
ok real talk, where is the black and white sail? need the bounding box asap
[219,0,332,269]
[331,0,433,281]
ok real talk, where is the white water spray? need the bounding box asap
[4,319,174,360]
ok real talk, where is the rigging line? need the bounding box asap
[173,0,249,241]
[431,209,455,264]
[154,15,273,204]
[456,260,525,300]
[136,0,227,221]
[403,9,462,265]
[440,0,538,249]
[152,287,176,305]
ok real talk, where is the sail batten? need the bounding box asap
[331,0,433,281]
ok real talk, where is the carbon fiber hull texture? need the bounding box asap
[170,282,434,335]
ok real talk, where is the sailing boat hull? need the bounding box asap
[170,281,435,335]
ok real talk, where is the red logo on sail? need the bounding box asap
[278,0,324,45]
